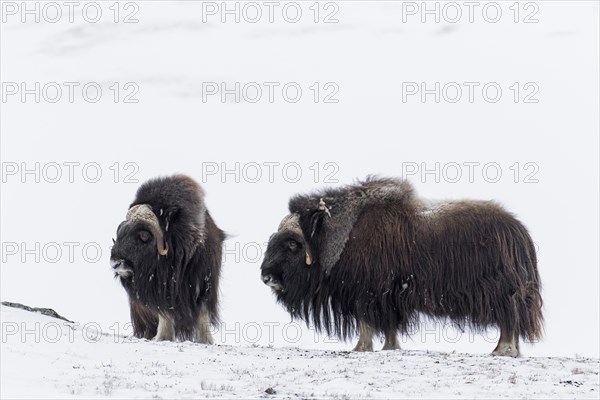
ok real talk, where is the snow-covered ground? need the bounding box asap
[2,305,599,399]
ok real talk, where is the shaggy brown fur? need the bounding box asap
[261,177,543,355]
[129,299,158,339]
[111,175,224,342]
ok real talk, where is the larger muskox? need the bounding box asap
[110,175,224,343]
[260,177,543,356]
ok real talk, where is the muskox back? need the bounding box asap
[261,177,543,356]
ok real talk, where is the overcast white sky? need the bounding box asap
[1,1,598,358]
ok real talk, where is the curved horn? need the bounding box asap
[305,248,313,266]
[126,204,168,256]
[278,214,313,266]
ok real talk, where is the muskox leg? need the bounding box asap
[193,302,214,345]
[129,300,158,339]
[352,321,374,352]
[492,328,520,357]
[382,329,401,351]
[153,314,175,341]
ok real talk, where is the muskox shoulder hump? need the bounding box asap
[288,177,420,273]
[131,174,207,243]
[289,176,418,214]
[132,174,205,211]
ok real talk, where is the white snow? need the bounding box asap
[2,305,599,399]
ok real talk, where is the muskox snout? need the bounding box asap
[261,274,283,292]
[262,274,273,285]
[111,258,132,278]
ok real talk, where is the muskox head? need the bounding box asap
[110,204,171,280]
[261,193,350,294]
[111,175,209,293]
[260,213,314,293]
[110,175,208,284]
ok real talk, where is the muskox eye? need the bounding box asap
[138,230,151,243]
[287,240,298,251]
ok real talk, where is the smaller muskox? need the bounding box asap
[110,175,224,343]
[260,177,543,356]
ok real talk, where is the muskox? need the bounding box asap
[110,175,224,343]
[260,177,543,356]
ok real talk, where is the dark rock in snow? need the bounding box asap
[1,301,74,323]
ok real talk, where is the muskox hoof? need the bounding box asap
[153,315,175,341]
[492,344,520,358]
[194,331,214,345]
[382,332,400,351]
[153,332,173,342]
[352,342,374,352]
[382,342,401,351]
